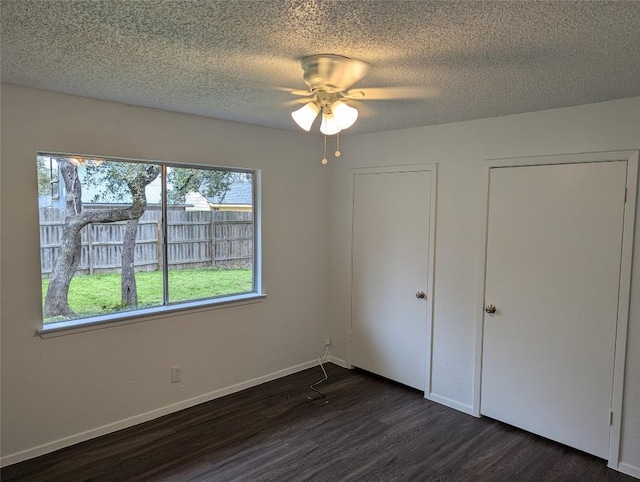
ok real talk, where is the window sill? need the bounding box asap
[36,293,267,338]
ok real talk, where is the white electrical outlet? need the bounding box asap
[324,336,331,346]
[170,366,182,384]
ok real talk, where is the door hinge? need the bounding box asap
[610,411,614,425]
[625,188,627,203]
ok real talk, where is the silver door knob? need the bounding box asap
[485,304,496,314]
[416,291,426,299]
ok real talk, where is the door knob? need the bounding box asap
[485,304,496,314]
[416,291,426,299]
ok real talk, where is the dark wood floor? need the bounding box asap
[2,363,634,481]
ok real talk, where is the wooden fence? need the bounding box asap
[39,208,253,277]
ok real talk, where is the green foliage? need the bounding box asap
[41,268,253,322]
[167,167,236,204]
[84,161,160,203]
[36,156,53,196]
[83,161,240,206]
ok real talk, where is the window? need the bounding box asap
[37,153,260,331]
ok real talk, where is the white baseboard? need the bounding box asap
[617,462,640,479]
[426,392,475,416]
[327,355,350,369]
[0,359,320,468]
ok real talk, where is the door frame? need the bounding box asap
[472,150,639,468]
[347,163,437,394]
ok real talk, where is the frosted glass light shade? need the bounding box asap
[320,112,341,135]
[291,102,320,131]
[332,101,359,130]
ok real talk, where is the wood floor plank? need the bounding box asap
[1,364,634,481]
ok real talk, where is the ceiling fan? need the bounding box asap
[288,54,441,137]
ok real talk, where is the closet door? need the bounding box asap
[481,161,627,458]
[351,167,434,390]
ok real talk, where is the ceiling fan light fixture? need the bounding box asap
[320,111,341,136]
[291,102,320,131]
[331,100,358,130]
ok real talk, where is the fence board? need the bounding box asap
[39,208,253,276]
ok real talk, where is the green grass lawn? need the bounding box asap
[42,268,252,321]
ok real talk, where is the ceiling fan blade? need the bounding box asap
[349,100,378,119]
[268,85,313,96]
[344,86,441,100]
[278,98,313,108]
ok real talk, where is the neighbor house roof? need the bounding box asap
[208,182,252,206]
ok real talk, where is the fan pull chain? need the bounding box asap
[335,132,341,157]
[321,135,328,165]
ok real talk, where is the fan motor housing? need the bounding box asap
[301,54,369,93]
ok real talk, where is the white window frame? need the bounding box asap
[36,153,264,338]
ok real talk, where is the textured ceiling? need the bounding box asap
[2,1,639,134]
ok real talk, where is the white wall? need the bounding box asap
[328,97,640,474]
[0,84,331,463]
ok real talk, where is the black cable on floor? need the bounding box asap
[308,345,329,406]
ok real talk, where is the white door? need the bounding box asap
[481,161,627,458]
[351,168,433,390]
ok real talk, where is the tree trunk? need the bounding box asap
[121,218,139,308]
[43,160,83,318]
[43,221,83,318]
[43,162,160,319]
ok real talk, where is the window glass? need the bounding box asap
[38,154,257,326]
[166,167,253,303]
